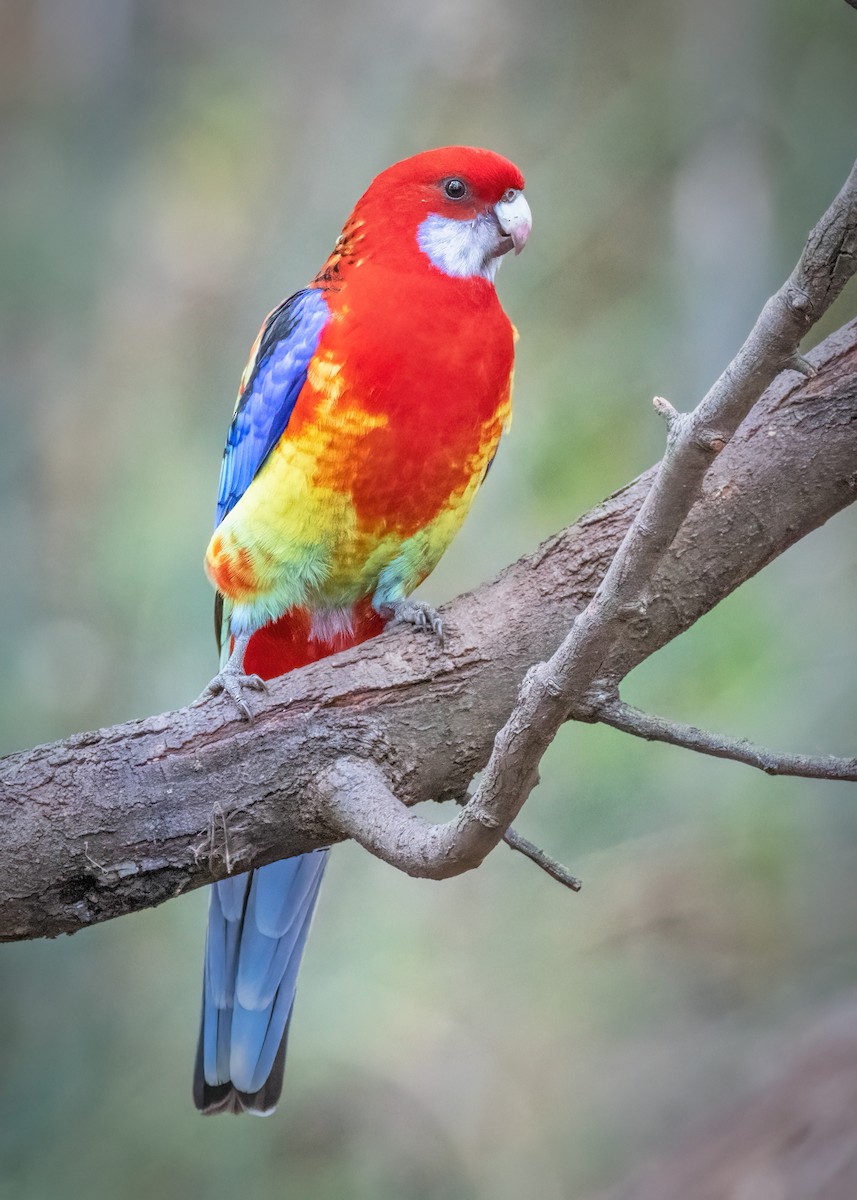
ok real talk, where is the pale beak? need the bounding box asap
[493,191,532,255]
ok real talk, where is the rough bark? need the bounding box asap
[1,320,855,942]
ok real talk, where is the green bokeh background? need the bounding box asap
[1,2,856,1197]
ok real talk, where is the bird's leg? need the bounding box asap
[383,599,445,647]
[197,631,267,721]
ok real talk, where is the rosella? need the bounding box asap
[194,146,531,1114]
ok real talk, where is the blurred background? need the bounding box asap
[1,1,856,1197]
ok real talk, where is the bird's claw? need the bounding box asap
[387,600,445,647]
[198,669,267,722]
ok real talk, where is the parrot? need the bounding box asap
[193,146,532,1115]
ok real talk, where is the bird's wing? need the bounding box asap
[212,287,330,655]
[215,287,331,526]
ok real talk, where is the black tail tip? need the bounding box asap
[192,1023,288,1116]
[193,1081,278,1116]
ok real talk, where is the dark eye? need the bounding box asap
[443,178,467,200]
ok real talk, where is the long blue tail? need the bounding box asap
[193,850,328,1114]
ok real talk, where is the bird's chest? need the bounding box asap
[298,277,515,536]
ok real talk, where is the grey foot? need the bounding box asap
[196,632,267,721]
[199,667,267,721]
[384,599,445,647]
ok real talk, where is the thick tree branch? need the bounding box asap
[597,701,857,781]
[1,316,855,941]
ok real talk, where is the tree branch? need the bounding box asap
[597,701,857,781]
[315,756,520,880]
[501,827,582,892]
[1,164,856,941]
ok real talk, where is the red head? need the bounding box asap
[328,146,531,282]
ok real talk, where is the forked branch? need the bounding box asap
[598,701,857,782]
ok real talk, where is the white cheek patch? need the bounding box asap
[417,212,502,281]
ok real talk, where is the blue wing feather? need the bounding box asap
[215,287,330,526]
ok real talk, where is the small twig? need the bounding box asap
[598,700,857,781]
[503,827,582,891]
[652,395,682,430]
